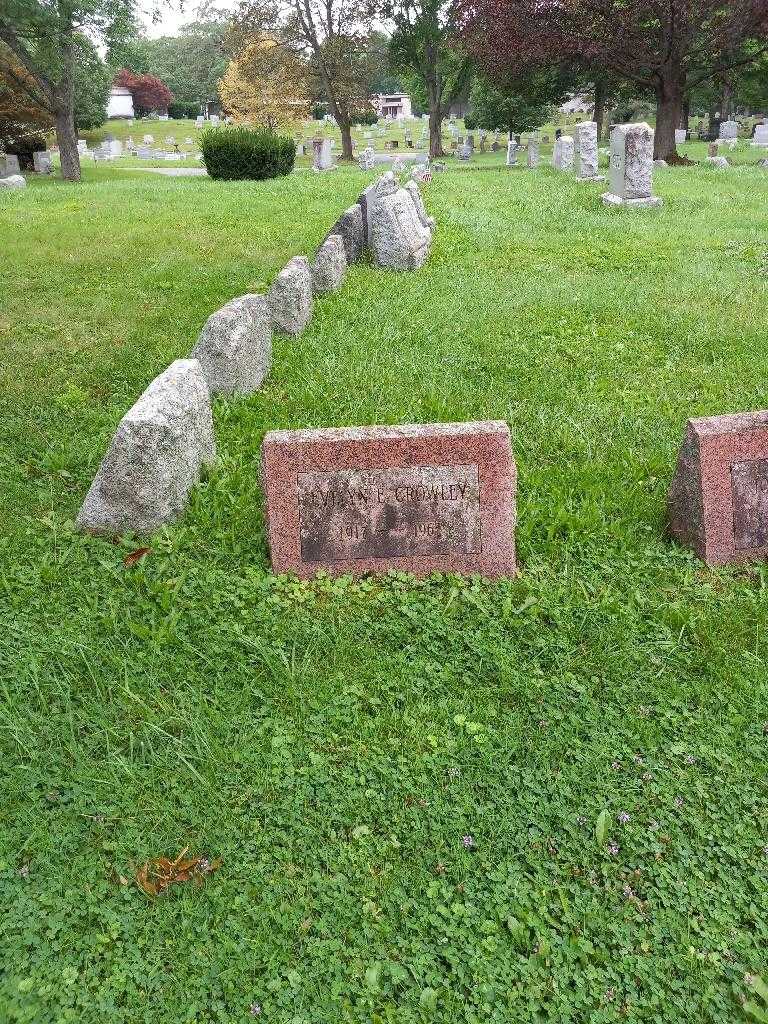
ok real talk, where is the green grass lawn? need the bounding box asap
[2,160,768,1023]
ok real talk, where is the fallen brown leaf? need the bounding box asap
[135,847,221,897]
[124,547,151,568]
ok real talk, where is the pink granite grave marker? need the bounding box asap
[667,410,768,565]
[261,421,516,578]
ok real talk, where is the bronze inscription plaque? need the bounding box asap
[732,459,768,550]
[298,464,481,562]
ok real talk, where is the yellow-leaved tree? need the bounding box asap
[219,37,309,129]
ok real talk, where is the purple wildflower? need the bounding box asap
[674,796,684,808]
[461,835,476,849]
[618,812,630,825]
[250,1004,262,1016]
[608,841,619,855]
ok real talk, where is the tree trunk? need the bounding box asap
[338,116,354,161]
[681,97,690,130]
[720,78,734,120]
[428,72,444,155]
[55,103,80,181]
[654,75,685,161]
[53,32,80,182]
[594,80,607,142]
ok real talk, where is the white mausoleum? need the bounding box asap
[107,86,134,119]
[373,93,413,119]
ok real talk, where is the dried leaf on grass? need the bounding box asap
[136,847,221,896]
[123,546,151,568]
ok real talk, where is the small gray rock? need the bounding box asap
[403,180,435,231]
[706,155,730,168]
[0,174,26,189]
[371,186,432,271]
[311,234,347,294]
[191,293,272,395]
[325,204,364,264]
[653,158,669,168]
[76,359,215,537]
[268,256,313,335]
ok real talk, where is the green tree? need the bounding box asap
[109,19,230,108]
[467,69,569,135]
[0,0,137,181]
[384,0,472,158]
[74,34,110,130]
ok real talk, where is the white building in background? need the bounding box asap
[373,93,413,119]
[107,86,134,119]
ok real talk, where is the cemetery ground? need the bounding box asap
[2,159,768,1024]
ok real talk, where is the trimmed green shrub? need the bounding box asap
[200,125,296,181]
[463,112,479,131]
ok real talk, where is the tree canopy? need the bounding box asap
[458,0,768,159]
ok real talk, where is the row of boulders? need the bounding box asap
[76,172,434,536]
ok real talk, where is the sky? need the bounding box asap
[137,0,238,38]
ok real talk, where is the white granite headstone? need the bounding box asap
[552,135,574,171]
[574,121,603,180]
[601,122,662,208]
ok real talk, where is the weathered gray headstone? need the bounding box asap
[32,150,52,174]
[752,124,768,147]
[370,173,431,271]
[328,203,365,262]
[191,294,272,395]
[2,153,20,175]
[706,155,730,169]
[312,137,333,171]
[268,256,313,335]
[506,141,518,166]
[601,122,662,208]
[76,359,215,536]
[527,138,540,168]
[0,173,25,189]
[358,146,375,171]
[574,121,604,180]
[311,234,347,294]
[675,128,687,145]
[552,135,574,171]
[719,119,738,140]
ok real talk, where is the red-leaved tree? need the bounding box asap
[457,0,768,161]
[114,68,173,116]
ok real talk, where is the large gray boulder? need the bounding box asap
[370,174,432,271]
[403,180,435,231]
[325,204,364,264]
[0,174,26,189]
[191,293,271,395]
[76,359,216,537]
[311,234,347,294]
[268,256,313,335]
